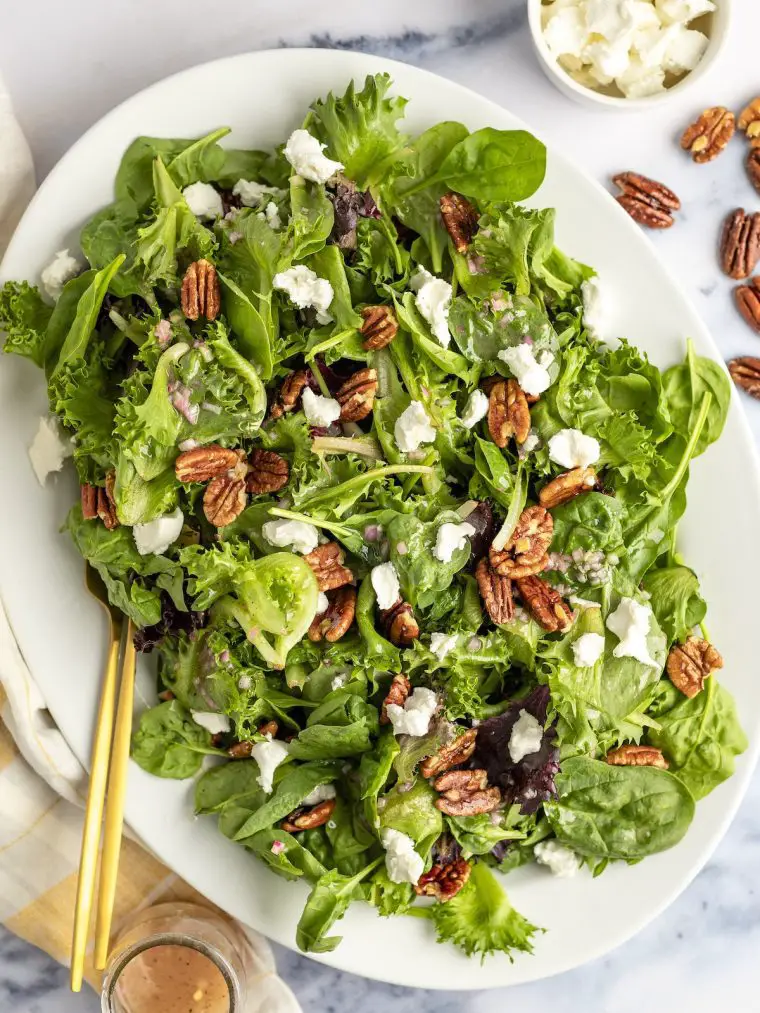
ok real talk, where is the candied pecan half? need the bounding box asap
[97,478,119,530]
[612,171,681,212]
[539,467,598,509]
[228,740,254,759]
[415,858,472,901]
[515,575,573,632]
[281,799,336,833]
[475,556,514,625]
[380,674,412,724]
[734,277,760,332]
[247,449,289,495]
[361,305,398,350]
[440,192,479,254]
[203,454,248,527]
[303,541,353,591]
[666,637,723,699]
[433,768,488,794]
[419,728,478,778]
[269,369,308,420]
[307,586,357,643]
[728,355,760,397]
[81,483,98,520]
[720,209,760,279]
[738,97,760,145]
[175,444,241,483]
[381,600,420,646]
[335,367,378,422]
[181,259,221,321]
[747,149,760,195]
[433,768,502,816]
[490,505,553,579]
[488,379,531,448]
[606,745,668,769]
[680,106,736,163]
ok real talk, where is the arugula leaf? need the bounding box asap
[295,858,382,953]
[429,862,538,961]
[131,700,224,778]
[0,281,52,366]
[648,679,747,800]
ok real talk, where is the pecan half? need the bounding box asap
[269,369,308,420]
[728,356,760,397]
[175,444,241,483]
[490,505,553,579]
[335,367,378,422]
[475,556,514,625]
[440,192,479,254]
[616,194,674,229]
[361,305,398,350]
[380,674,412,724]
[97,476,119,530]
[734,277,760,331]
[747,149,760,195]
[738,97,760,145]
[488,379,531,448]
[303,542,353,591]
[680,106,735,163]
[281,799,336,833]
[247,449,289,495]
[539,467,598,509]
[433,768,502,817]
[515,575,573,632]
[257,720,280,739]
[228,740,254,759]
[612,171,681,212]
[720,209,760,279]
[307,586,357,643]
[419,728,478,778]
[666,636,723,699]
[81,483,98,520]
[415,858,472,901]
[606,745,668,769]
[381,600,420,647]
[203,454,248,527]
[181,259,221,321]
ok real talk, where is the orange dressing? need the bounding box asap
[115,943,230,1013]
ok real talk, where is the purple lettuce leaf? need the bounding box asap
[133,594,208,653]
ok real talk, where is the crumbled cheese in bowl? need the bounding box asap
[540,0,713,100]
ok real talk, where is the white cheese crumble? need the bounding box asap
[460,389,490,429]
[547,428,601,470]
[190,710,231,735]
[534,839,580,877]
[301,387,341,427]
[182,181,223,220]
[606,597,658,667]
[387,687,439,737]
[232,178,284,207]
[581,276,611,341]
[370,562,400,610]
[283,129,343,185]
[40,249,81,301]
[133,508,184,556]
[572,632,606,667]
[430,632,458,662]
[380,828,425,884]
[434,522,476,563]
[302,783,337,806]
[498,344,554,397]
[394,400,436,453]
[251,738,289,794]
[259,201,282,230]
[508,709,544,763]
[262,518,319,555]
[331,672,350,692]
[273,265,334,324]
[28,416,73,485]
[410,267,453,347]
[316,591,330,614]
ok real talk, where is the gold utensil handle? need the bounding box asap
[69,618,122,992]
[94,620,137,970]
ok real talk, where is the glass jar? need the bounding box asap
[101,902,257,1013]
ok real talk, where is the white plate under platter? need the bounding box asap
[1,48,759,990]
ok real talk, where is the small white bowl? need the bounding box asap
[527,0,731,110]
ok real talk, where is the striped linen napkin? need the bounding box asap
[0,75,300,1010]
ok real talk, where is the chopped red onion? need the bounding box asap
[363,525,380,542]
[155,319,172,344]
[395,541,408,556]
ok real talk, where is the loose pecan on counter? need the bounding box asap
[489,505,552,579]
[728,356,760,397]
[281,799,336,833]
[475,556,514,626]
[380,600,420,647]
[606,745,669,769]
[733,277,760,332]
[181,259,221,321]
[515,574,573,632]
[307,586,356,643]
[415,858,472,901]
[720,209,760,279]
[361,305,398,350]
[747,150,760,195]
[612,171,680,228]
[303,542,353,591]
[440,192,479,253]
[433,769,501,816]
[539,467,598,509]
[380,674,412,724]
[738,97,760,145]
[419,728,478,778]
[335,367,378,422]
[680,106,735,163]
[247,449,290,495]
[487,378,531,448]
[666,637,723,698]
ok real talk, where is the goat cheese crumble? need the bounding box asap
[190,710,231,735]
[429,632,458,662]
[572,632,606,667]
[283,129,343,184]
[370,562,400,610]
[302,783,337,806]
[534,839,580,877]
[386,687,439,737]
[548,428,601,470]
[394,400,436,453]
[606,597,658,667]
[434,522,476,563]
[410,267,453,347]
[262,518,319,555]
[380,828,425,884]
[133,508,184,556]
[498,344,554,397]
[460,389,490,429]
[273,265,334,324]
[40,249,81,301]
[508,709,544,763]
[232,178,284,207]
[182,181,223,220]
[252,738,289,794]
[28,416,73,485]
[302,387,342,427]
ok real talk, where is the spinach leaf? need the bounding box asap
[434,128,546,203]
[545,756,695,860]
[245,828,328,882]
[287,721,375,760]
[195,759,265,813]
[662,342,730,457]
[648,679,747,800]
[387,510,472,608]
[295,858,382,953]
[232,762,339,839]
[446,811,524,857]
[379,778,443,858]
[642,566,706,646]
[131,700,224,779]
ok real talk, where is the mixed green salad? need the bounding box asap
[0,73,748,961]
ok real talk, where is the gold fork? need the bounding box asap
[70,564,123,991]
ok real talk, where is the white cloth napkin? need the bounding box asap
[0,75,301,1011]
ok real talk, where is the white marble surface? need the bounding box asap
[2,1,760,1010]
